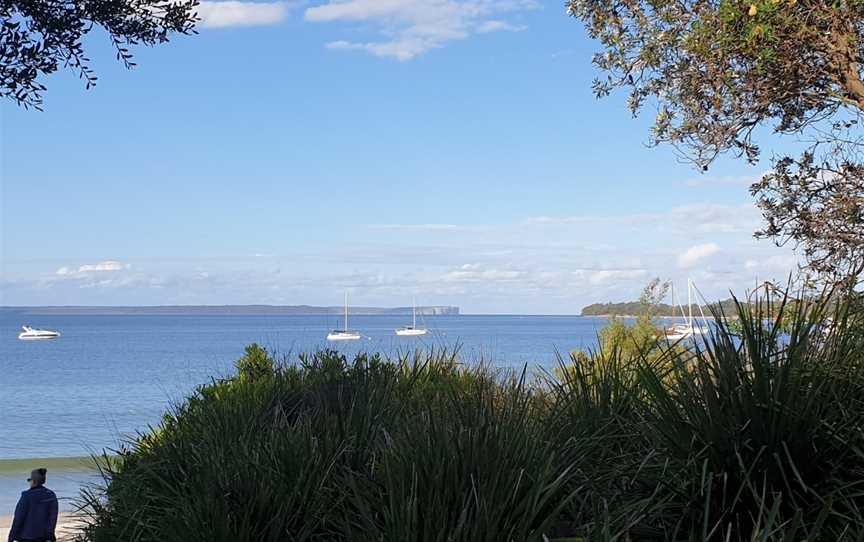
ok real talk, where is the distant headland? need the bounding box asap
[1,305,460,316]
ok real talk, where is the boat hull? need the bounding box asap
[664,326,707,342]
[395,328,427,336]
[18,333,60,341]
[327,332,361,341]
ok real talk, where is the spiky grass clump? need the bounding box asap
[77,349,584,542]
[631,293,864,540]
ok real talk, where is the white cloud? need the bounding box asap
[77,261,128,273]
[585,269,647,285]
[435,264,648,292]
[476,20,525,33]
[443,263,526,283]
[684,171,770,188]
[523,203,761,236]
[325,40,429,60]
[677,243,721,268]
[306,0,537,60]
[375,202,761,240]
[55,261,129,276]
[198,1,289,28]
[666,204,760,234]
[745,254,800,272]
[368,223,467,232]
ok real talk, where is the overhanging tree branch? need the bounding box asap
[0,0,199,109]
[569,0,864,281]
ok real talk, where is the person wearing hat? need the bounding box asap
[7,468,58,542]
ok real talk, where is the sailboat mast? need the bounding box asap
[412,298,416,328]
[344,292,349,331]
[687,279,693,334]
[670,282,674,317]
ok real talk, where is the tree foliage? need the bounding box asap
[562,278,671,384]
[598,278,670,360]
[751,133,864,280]
[234,343,275,381]
[0,0,198,109]
[568,0,864,280]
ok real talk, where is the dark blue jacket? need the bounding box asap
[7,486,58,542]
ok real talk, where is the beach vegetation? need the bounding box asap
[77,288,864,541]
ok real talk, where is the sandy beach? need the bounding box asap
[0,513,81,541]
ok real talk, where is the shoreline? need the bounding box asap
[582,314,720,319]
[0,457,96,476]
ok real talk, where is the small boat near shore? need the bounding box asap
[18,326,61,341]
[664,322,706,341]
[663,279,708,342]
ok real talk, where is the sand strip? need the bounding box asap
[1,513,82,541]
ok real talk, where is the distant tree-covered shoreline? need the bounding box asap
[581,299,741,317]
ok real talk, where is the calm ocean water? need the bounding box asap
[0,312,616,460]
[0,312,614,511]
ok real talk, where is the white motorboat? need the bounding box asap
[18,326,61,341]
[327,292,361,341]
[396,299,427,336]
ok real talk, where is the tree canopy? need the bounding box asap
[1,0,198,109]
[568,0,864,280]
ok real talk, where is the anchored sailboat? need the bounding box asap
[396,299,427,336]
[327,292,361,341]
[664,279,707,341]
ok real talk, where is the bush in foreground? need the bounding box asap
[78,292,864,541]
[78,349,588,541]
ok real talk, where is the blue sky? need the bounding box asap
[0,0,799,313]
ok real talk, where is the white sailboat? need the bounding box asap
[664,279,707,341]
[396,299,427,336]
[18,325,61,341]
[327,292,361,341]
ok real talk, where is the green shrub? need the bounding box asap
[547,289,864,540]
[631,293,864,540]
[338,371,580,541]
[234,343,275,380]
[77,349,585,542]
[555,277,678,386]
